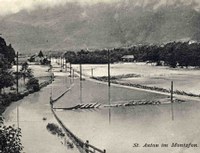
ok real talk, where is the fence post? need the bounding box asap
[91,68,93,78]
[85,140,89,153]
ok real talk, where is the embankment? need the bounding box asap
[0,76,54,114]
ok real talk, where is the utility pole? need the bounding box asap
[73,69,75,80]
[107,49,111,87]
[171,81,173,103]
[16,52,19,94]
[91,68,93,78]
[108,86,111,124]
[80,63,82,81]
[16,52,19,128]
[171,81,174,121]
[65,61,68,72]
[60,57,62,71]
[70,63,72,77]
[79,52,82,81]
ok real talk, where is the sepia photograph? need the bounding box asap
[0,0,200,153]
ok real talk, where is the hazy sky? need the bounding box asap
[0,0,117,15]
[0,0,199,16]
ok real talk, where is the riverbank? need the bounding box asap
[0,77,53,114]
[0,65,53,115]
[3,67,80,153]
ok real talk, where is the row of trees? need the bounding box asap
[0,37,15,94]
[0,37,23,152]
[63,41,200,68]
[130,41,200,68]
[64,49,125,64]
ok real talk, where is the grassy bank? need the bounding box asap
[0,76,53,114]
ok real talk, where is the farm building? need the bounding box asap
[121,55,135,62]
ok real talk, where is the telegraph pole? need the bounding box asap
[171,81,174,121]
[16,52,19,94]
[16,52,19,128]
[60,57,62,71]
[79,52,82,81]
[80,63,82,81]
[70,63,72,76]
[171,81,173,103]
[73,69,75,80]
[91,68,93,78]
[107,49,111,87]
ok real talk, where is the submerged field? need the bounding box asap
[3,62,200,153]
[72,63,200,95]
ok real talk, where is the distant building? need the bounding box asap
[121,55,135,62]
[28,54,50,65]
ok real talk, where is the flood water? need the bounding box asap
[3,75,79,153]
[3,74,200,153]
[54,77,200,153]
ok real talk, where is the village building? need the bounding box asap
[121,55,135,62]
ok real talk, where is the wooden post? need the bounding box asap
[16,52,19,94]
[171,81,174,120]
[108,87,111,124]
[73,69,74,80]
[80,63,82,81]
[60,57,62,71]
[70,63,72,77]
[63,58,65,68]
[107,49,111,87]
[85,140,89,153]
[16,52,19,129]
[80,79,82,104]
[171,81,173,103]
[66,62,67,72]
[91,68,93,78]
[17,106,19,128]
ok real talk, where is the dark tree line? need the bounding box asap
[0,37,15,64]
[131,41,200,68]
[64,48,129,64]
[0,37,23,152]
[0,37,16,94]
[63,41,200,68]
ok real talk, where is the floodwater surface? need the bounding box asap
[54,77,200,153]
[3,74,200,153]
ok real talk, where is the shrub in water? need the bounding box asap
[26,77,40,92]
[46,123,65,138]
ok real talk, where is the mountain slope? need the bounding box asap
[0,0,200,53]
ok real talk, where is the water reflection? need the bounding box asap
[50,77,200,153]
[80,80,83,104]
[108,86,111,124]
[171,102,174,121]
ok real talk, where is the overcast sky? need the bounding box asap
[0,0,119,15]
[0,0,199,16]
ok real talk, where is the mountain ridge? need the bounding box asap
[0,0,200,53]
